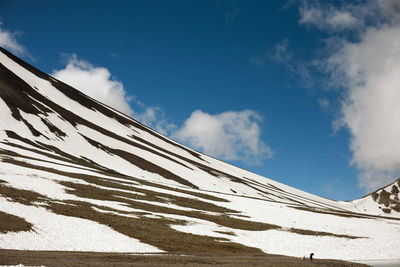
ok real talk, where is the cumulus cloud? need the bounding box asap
[298,0,400,191]
[173,110,273,165]
[52,54,176,134]
[52,54,134,116]
[329,25,400,190]
[0,22,26,56]
[52,55,272,166]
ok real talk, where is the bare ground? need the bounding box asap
[0,250,370,267]
[0,211,33,233]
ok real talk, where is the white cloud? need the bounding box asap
[329,25,400,191]
[52,54,177,135]
[297,0,400,191]
[300,0,400,32]
[326,11,359,29]
[295,0,400,191]
[299,7,323,26]
[52,55,273,166]
[172,110,273,165]
[299,2,362,31]
[0,22,26,55]
[52,54,134,116]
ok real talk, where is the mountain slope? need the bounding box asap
[0,47,399,261]
[350,178,400,215]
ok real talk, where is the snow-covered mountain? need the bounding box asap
[351,179,400,216]
[0,47,399,261]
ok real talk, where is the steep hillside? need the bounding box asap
[0,47,399,261]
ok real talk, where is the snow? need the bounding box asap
[171,194,400,260]
[0,161,158,214]
[0,98,33,139]
[1,48,400,261]
[0,197,163,252]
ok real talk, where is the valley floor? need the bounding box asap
[0,250,369,267]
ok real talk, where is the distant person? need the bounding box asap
[310,253,314,261]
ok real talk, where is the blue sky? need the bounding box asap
[1,0,400,200]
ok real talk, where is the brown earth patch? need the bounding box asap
[0,180,47,206]
[0,211,33,233]
[393,203,400,212]
[379,189,391,207]
[288,228,364,239]
[382,208,391,214]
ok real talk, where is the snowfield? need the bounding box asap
[0,197,163,253]
[0,47,399,262]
